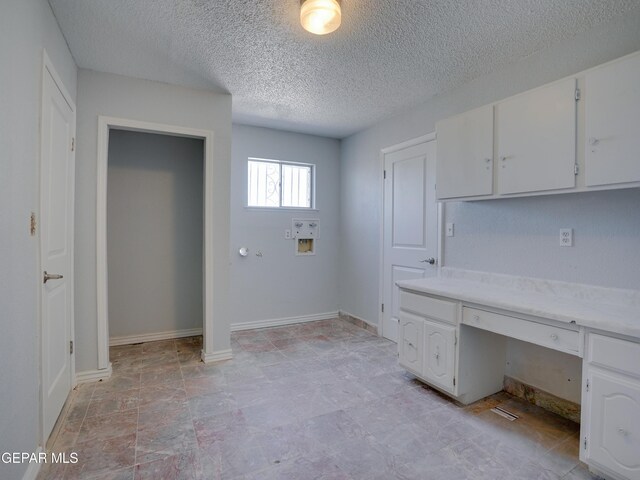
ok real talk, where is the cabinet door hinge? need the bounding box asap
[381,303,384,313]
[574,164,579,175]
[454,333,457,346]
[383,170,387,180]
[70,340,74,355]
[583,436,587,450]
[453,376,456,386]
[71,137,75,152]
[575,89,581,101]
[586,379,589,392]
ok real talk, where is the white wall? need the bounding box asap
[444,190,640,290]
[230,125,341,327]
[75,70,232,373]
[107,130,204,339]
[339,9,640,402]
[0,0,77,477]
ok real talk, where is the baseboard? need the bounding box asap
[230,311,339,332]
[109,327,203,346]
[76,364,112,384]
[338,310,378,335]
[201,349,233,364]
[21,447,44,480]
[504,375,581,423]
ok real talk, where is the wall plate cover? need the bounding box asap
[446,223,454,237]
[292,218,319,239]
[559,228,573,247]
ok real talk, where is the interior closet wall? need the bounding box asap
[107,130,204,340]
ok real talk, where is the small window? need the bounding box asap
[247,158,314,209]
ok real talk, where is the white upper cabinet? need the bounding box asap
[585,53,640,187]
[496,78,577,195]
[436,105,493,199]
[433,51,640,201]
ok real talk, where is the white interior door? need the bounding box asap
[41,59,75,442]
[382,139,438,342]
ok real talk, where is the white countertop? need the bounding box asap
[396,269,640,339]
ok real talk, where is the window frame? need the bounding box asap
[246,157,316,210]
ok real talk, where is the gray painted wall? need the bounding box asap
[230,125,341,326]
[339,9,640,401]
[107,130,204,339]
[0,0,77,477]
[444,190,640,290]
[75,70,232,373]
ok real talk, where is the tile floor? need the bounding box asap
[38,318,601,480]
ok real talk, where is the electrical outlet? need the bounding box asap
[559,228,573,247]
[446,223,454,237]
[284,229,291,239]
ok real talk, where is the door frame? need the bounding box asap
[39,50,77,446]
[96,116,214,369]
[378,132,445,339]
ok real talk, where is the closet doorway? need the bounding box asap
[96,117,215,369]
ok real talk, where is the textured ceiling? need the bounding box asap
[49,0,639,138]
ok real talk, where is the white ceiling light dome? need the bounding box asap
[300,0,342,35]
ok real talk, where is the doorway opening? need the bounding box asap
[106,130,204,346]
[96,117,216,370]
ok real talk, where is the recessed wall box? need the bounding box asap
[296,238,315,256]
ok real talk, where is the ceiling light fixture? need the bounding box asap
[300,0,341,35]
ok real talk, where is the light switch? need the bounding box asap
[446,223,454,237]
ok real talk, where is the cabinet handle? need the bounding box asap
[473,315,480,322]
[43,271,64,284]
[618,428,628,436]
[588,137,600,146]
[485,158,492,163]
[550,333,558,341]
[500,155,513,168]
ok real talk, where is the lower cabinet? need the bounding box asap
[423,319,456,393]
[398,289,506,404]
[582,333,640,480]
[398,294,459,397]
[398,311,423,376]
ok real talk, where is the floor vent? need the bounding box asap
[491,406,519,421]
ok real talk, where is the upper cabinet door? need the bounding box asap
[585,54,640,187]
[496,78,577,195]
[436,105,494,199]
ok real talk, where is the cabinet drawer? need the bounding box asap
[462,307,580,355]
[588,334,640,378]
[399,291,457,324]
